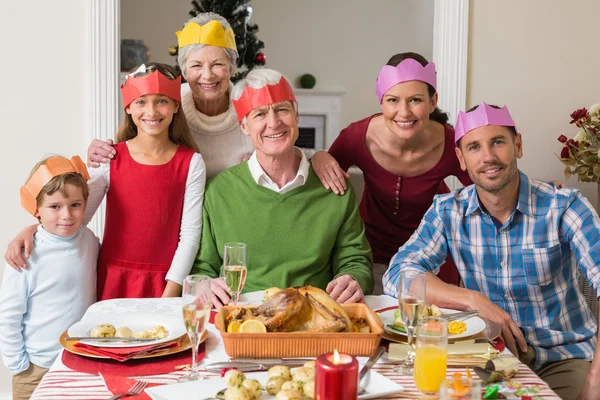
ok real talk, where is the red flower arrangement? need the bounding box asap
[557,103,600,182]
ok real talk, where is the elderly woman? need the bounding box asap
[88,12,253,179]
[193,68,373,309]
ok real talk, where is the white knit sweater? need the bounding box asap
[181,82,254,180]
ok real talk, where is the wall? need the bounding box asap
[467,0,600,206]
[0,1,90,396]
[120,0,435,129]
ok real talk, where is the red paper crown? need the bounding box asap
[121,69,182,108]
[232,76,296,123]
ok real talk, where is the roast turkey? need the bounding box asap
[228,286,352,333]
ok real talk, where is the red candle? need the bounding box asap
[315,349,358,400]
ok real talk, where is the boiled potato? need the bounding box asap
[430,304,443,316]
[267,365,292,381]
[292,367,314,385]
[275,389,303,400]
[133,331,148,339]
[265,376,286,395]
[224,369,245,387]
[303,380,315,399]
[281,380,302,393]
[115,327,132,338]
[241,379,262,400]
[90,324,116,338]
[303,360,316,370]
[223,386,251,400]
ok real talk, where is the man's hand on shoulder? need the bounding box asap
[326,275,364,304]
[471,291,527,356]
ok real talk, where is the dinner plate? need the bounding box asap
[59,329,204,360]
[378,308,486,340]
[145,365,403,400]
[67,312,187,348]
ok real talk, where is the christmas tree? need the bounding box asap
[169,0,266,82]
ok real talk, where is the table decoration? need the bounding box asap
[315,349,358,400]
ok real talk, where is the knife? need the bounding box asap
[205,359,310,373]
[65,336,158,342]
[359,346,385,381]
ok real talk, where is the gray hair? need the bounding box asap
[231,68,298,125]
[177,12,238,78]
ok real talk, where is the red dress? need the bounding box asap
[329,115,472,285]
[97,142,195,300]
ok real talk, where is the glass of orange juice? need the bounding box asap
[414,316,448,395]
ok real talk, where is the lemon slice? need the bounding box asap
[227,320,242,333]
[239,319,267,333]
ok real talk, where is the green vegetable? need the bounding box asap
[387,324,407,333]
[393,308,400,320]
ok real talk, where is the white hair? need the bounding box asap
[177,12,238,78]
[232,68,298,125]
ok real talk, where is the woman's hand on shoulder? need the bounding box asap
[87,139,116,168]
[311,151,349,195]
[210,277,232,310]
[4,224,39,270]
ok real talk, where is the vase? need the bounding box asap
[120,39,150,72]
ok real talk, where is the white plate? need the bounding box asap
[378,308,486,340]
[238,290,266,305]
[67,312,186,348]
[145,367,403,400]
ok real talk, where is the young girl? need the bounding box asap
[93,62,206,299]
[7,62,206,299]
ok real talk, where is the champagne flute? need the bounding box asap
[395,270,426,375]
[179,274,211,382]
[223,242,247,305]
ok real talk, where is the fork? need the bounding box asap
[106,379,148,400]
[441,310,479,321]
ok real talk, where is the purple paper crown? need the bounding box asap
[454,102,516,144]
[375,59,437,103]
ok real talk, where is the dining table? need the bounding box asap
[30,293,562,400]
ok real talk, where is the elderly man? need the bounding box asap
[382,103,600,400]
[192,68,373,308]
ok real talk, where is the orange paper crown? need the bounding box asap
[232,76,297,123]
[176,20,237,52]
[121,68,182,108]
[20,156,90,216]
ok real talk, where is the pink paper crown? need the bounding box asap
[375,59,437,103]
[232,76,297,123]
[454,102,516,143]
[121,69,182,108]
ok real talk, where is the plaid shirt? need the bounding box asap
[383,171,598,370]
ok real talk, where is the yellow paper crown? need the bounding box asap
[176,20,237,53]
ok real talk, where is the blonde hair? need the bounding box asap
[116,62,199,152]
[27,157,90,212]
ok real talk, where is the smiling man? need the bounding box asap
[383,103,600,399]
[192,68,373,309]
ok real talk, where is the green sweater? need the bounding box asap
[192,162,374,294]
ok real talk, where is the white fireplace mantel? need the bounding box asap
[294,88,345,149]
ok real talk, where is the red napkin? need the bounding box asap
[62,345,199,376]
[100,373,157,400]
[73,341,180,362]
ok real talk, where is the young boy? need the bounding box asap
[0,156,99,400]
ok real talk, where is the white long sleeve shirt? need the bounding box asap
[0,226,99,375]
[84,151,206,285]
